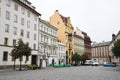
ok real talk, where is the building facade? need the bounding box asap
[82,32,92,59]
[74,32,84,55]
[50,10,74,64]
[109,31,120,63]
[91,41,110,63]
[39,19,58,67]
[58,40,66,64]
[0,0,41,68]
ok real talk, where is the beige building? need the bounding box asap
[82,32,92,59]
[109,31,120,63]
[91,41,110,63]
[50,10,74,64]
[74,28,84,55]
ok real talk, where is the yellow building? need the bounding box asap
[50,10,74,64]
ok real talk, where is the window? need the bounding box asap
[3,51,8,61]
[6,0,10,7]
[14,4,18,11]
[13,39,16,46]
[34,24,37,30]
[4,37,8,45]
[6,11,10,20]
[13,27,17,35]
[57,21,60,25]
[27,11,30,17]
[27,21,30,28]
[44,27,46,32]
[21,18,24,25]
[14,15,18,23]
[41,24,43,30]
[47,28,48,32]
[21,29,24,36]
[34,15,37,21]
[41,35,43,42]
[34,34,36,40]
[33,44,36,50]
[27,31,30,38]
[5,24,9,33]
[21,7,25,14]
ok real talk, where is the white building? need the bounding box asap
[0,0,41,68]
[39,19,58,67]
[58,40,66,64]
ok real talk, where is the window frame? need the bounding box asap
[14,15,18,23]
[21,18,24,25]
[13,39,16,46]
[27,31,30,38]
[14,3,18,11]
[6,11,10,20]
[21,29,24,36]
[6,0,10,7]
[4,37,8,45]
[5,24,9,33]
[13,27,17,35]
[3,51,8,61]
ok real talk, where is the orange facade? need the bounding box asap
[50,10,74,64]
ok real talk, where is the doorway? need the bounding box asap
[31,55,37,66]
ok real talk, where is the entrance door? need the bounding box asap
[31,55,37,65]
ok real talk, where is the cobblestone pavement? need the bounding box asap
[0,66,120,80]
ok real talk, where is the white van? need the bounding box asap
[85,60,93,65]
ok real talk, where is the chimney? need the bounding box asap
[112,34,115,40]
[55,10,58,12]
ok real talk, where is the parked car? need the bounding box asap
[103,62,116,67]
[85,60,93,65]
[92,62,99,66]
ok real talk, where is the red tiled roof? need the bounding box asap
[59,14,68,23]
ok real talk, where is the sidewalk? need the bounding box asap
[0,68,15,72]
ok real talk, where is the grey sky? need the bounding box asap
[29,0,120,42]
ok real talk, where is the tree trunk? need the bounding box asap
[19,57,22,71]
[13,60,16,70]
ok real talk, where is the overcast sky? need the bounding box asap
[29,0,120,42]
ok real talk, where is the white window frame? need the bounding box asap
[27,21,30,28]
[14,15,18,23]
[34,24,37,30]
[33,44,36,50]
[6,0,10,7]
[21,7,25,14]
[14,3,18,11]
[34,34,36,40]
[21,18,24,25]
[6,11,10,20]
[5,24,9,33]
[27,31,30,38]
[27,11,30,17]
[21,29,24,36]
[13,27,17,35]
[13,39,16,46]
